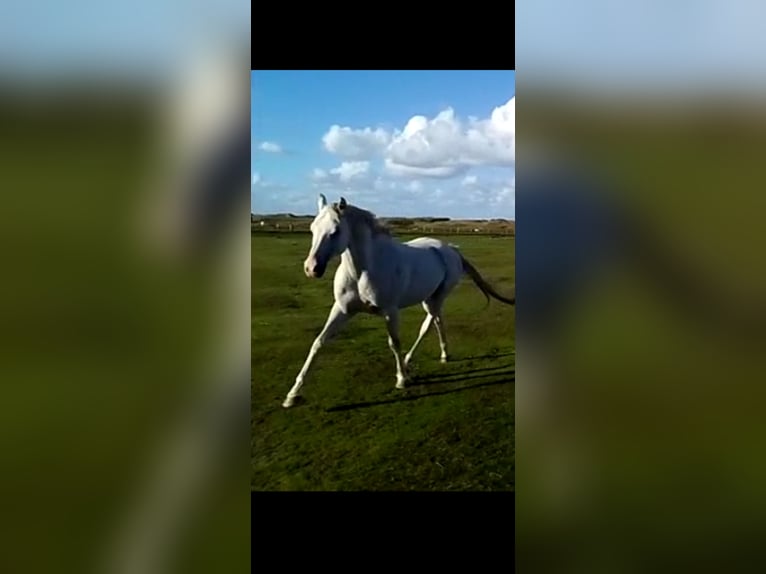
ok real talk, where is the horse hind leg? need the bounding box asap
[383,310,409,389]
[427,304,449,363]
[424,297,449,363]
[404,302,434,368]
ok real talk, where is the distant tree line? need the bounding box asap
[251,214,514,236]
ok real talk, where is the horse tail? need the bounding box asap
[457,252,516,306]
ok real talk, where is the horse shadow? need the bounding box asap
[325,367,514,413]
[409,363,513,384]
[448,351,514,363]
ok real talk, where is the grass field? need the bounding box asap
[251,232,515,491]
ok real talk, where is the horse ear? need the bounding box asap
[338,197,347,211]
[317,194,327,212]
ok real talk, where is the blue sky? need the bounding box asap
[517,1,766,93]
[252,71,515,219]
[0,0,249,78]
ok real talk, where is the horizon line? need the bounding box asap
[251,212,515,221]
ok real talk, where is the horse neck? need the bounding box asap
[341,223,380,280]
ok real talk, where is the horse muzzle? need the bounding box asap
[304,259,326,278]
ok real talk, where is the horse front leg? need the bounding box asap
[384,310,409,389]
[283,302,351,408]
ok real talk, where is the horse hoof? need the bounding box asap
[282,396,301,408]
[396,377,407,389]
[440,356,448,364]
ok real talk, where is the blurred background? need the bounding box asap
[0,1,250,572]
[516,1,766,572]
[7,0,766,570]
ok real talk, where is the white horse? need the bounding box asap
[282,194,515,408]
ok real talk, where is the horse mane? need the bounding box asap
[335,203,392,237]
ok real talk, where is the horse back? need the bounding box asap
[404,236,446,249]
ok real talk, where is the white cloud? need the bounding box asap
[302,96,514,216]
[251,171,287,193]
[457,174,513,213]
[318,97,515,179]
[384,158,467,179]
[385,98,515,177]
[372,176,398,192]
[258,141,283,153]
[492,186,515,205]
[331,161,370,182]
[322,125,389,160]
[310,161,373,191]
[306,164,513,217]
[311,162,369,182]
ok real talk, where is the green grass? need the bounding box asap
[252,233,515,491]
